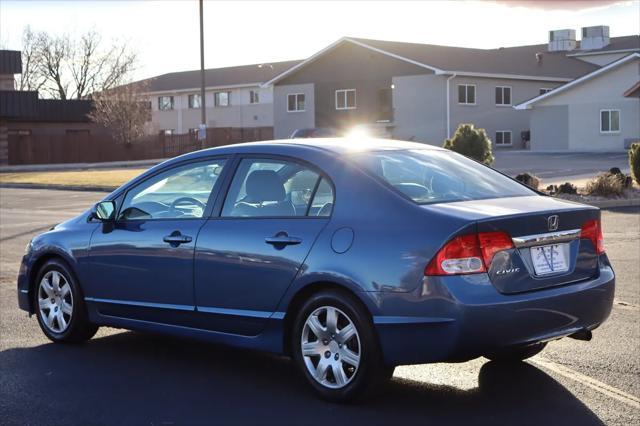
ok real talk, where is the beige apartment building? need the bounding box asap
[139,61,299,135]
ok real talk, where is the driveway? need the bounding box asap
[0,188,638,425]
[494,151,630,183]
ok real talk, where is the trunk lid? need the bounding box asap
[423,195,600,293]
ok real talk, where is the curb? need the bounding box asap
[0,183,114,192]
[583,198,640,209]
[0,159,164,173]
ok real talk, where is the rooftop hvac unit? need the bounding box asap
[580,25,610,50]
[548,29,577,52]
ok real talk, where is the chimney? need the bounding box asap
[548,29,577,52]
[580,25,610,50]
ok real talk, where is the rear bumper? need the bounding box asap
[370,260,615,366]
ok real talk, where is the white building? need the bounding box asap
[515,53,639,152]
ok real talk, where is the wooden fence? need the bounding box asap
[7,127,274,165]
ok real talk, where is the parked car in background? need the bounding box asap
[17,138,614,402]
[289,127,341,138]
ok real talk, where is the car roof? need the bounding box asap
[186,137,445,158]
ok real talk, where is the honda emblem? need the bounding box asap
[548,215,559,231]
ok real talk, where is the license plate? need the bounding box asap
[531,243,569,276]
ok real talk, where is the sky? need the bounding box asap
[1,0,639,81]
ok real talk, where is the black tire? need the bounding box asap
[291,289,394,402]
[33,259,98,343]
[484,342,547,363]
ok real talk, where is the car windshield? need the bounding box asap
[353,149,535,204]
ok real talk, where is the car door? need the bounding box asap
[194,156,334,335]
[87,157,228,323]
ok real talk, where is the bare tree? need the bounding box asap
[16,27,137,99]
[17,27,46,92]
[88,81,151,145]
[36,31,71,99]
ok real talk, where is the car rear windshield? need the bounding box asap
[354,149,535,204]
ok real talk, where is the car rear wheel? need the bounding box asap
[484,342,547,363]
[292,289,394,402]
[34,259,98,343]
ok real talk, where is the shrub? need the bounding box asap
[515,173,540,190]
[585,173,624,196]
[607,167,632,189]
[443,123,494,165]
[557,182,578,194]
[629,143,640,186]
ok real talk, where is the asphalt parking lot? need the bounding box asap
[0,187,638,425]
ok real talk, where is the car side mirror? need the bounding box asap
[92,201,116,221]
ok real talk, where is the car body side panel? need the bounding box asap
[17,213,98,314]
[193,218,329,335]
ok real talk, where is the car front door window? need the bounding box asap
[119,159,226,220]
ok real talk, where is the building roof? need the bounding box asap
[138,60,302,93]
[347,37,600,79]
[623,81,640,98]
[514,53,640,109]
[0,90,38,118]
[265,36,613,86]
[0,91,93,122]
[568,35,640,56]
[0,50,22,75]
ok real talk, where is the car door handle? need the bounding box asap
[163,231,193,246]
[265,233,302,246]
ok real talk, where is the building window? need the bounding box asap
[539,88,553,95]
[188,94,201,109]
[249,90,260,104]
[495,131,512,145]
[161,129,174,136]
[214,92,230,107]
[458,84,476,105]
[335,89,356,110]
[495,86,511,106]
[600,109,620,133]
[158,96,174,111]
[287,93,305,112]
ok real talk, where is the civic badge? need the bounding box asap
[547,215,559,232]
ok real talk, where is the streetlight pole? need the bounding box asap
[198,0,206,148]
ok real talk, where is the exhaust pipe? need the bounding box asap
[569,329,592,341]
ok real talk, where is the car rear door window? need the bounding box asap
[118,159,226,220]
[309,178,334,216]
[354,150,534,204]
[221,159,333,217]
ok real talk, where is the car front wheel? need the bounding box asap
[34,259,98,343]
[292,290,393,402]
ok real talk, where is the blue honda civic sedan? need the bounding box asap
[17,139,614,401]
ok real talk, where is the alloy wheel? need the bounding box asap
[301,306,361,389]
[37,270,73,333]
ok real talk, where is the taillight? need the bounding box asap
[425,231,514,276]
[477,231,514,269]
[581,219,605,254]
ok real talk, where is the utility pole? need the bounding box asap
[198,0,206,148]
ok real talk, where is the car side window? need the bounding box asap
[118,159,226,220]
[221,158,333,218]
